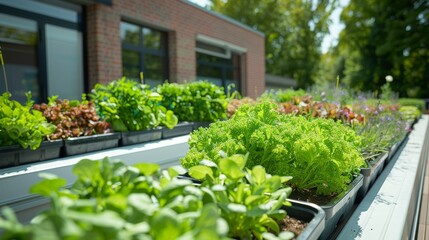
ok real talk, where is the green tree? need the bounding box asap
[210,0,337,88]
[337,0,429,97]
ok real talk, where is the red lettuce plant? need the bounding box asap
[33,96,110,140]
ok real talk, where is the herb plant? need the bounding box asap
[182,101,364,196]
[188,153,295,240]
[156,81,228,122]
[90,77,178,131]
[0,92,55,149]
[33,95,110,139]
[353,111,407,165]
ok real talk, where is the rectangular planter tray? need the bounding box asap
[357,152,388,201]
[0,140,63,169]
[285,199,326,240]
[120,127,162,146]
[63,132,120,156]
[176,174,326,240]
[386,135,408,164]
[318,174,364,240]
[162,122,193,139]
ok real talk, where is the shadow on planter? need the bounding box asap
[356,152,388,201]
[120,127,162,146]
[162,122,193,139]
[386,135,408,165]
[63,132,120,156]
[0,140,63,169]
[285,199,326,240]
[316,174,364,240]
[192,121,212,131]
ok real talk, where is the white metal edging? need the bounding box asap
[337,115,429,240]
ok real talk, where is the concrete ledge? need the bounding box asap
[337,115,429,240]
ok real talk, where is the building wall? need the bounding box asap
[86,0,265,98]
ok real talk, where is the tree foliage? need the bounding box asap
[210,0,336,88]
[335,0,429,97]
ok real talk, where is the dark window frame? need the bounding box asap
[121,21,169,85]
[0,3,84,103]
[196,51,241,93]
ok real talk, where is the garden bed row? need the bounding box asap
[336,115,429,239]
[0,121,210,169]
[0,116,426,240]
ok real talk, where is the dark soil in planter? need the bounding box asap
[288,175,363,240]
[290,188,337,206]
[279,216,308,238]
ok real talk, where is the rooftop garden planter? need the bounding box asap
[162,122,193,139]
[32,96,120,157]
[187,153,320,239]
[0,155,324,240]
[0,92,55,152]
[63,132,120,156]
[32,96,111,141]
[182,102,364,196]
[290,174,363,240]
[387,135,408,163]
[156,81,228,123]
[0,139,63,169]
[357,152,388,200]
[284,199,326,240]
[119,127,162,146]
[182,102,365,239]
[0,92,57,169]
[90,77,178,138]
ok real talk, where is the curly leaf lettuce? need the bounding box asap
[182,101,364,196]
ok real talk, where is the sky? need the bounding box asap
[188,0,349,53]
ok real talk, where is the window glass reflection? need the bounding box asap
[0,13,39,102]
[120,22,140,45]
[143,28,162,49]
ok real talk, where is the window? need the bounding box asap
[120,22,168,87]
[0,0,83,103]
[196,51,241,93]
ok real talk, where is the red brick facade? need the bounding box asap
[86,0,265,98]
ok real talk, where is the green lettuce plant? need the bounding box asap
[182,101,364,196]
[0,157,228,240]
[188,153,294,240]
[156,81,228,122]
[0,92,55,149]
[90,77,177,131]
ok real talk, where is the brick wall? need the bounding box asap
[86,0,265,98]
